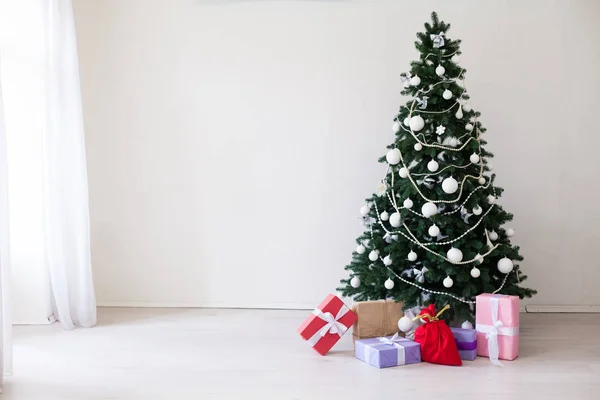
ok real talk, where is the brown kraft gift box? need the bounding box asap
[351,299,404,342]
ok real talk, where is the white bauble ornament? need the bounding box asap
[384,279,395,290]
[380,211,389,221]
[475,253,484,264]
[356,244,366,254]
[369,250,379,262]
[470,153,480,164]
[414,143,423,151]
[442,177,459,194]
[403,198,414,209]
[383,255,393,266]
[386,148,401,165]
[427,159,439,172]
[403,117,410,126]
[443,276,454,288]
[410,75,421,86]
[407,250,417,262]
[421,202,438,218]
[451,54,461,64]
[393,121,401,133]
[399,167,409,178]
[470,267,481,278]
[409,116,425,132]
[487,163,494,171]
[350,276,361,288]
[398,316,414,333]
[489,230,499,241]
[390,212,401,227]
[447,247,463,263]
[449,137,458,147]
[487,195,496,204]
[478,177,486,185]
[465,123,474,131]
[455,106,463,119]
[463,104,472,112]
[435,65,446,76]
[360,204,370,216]
[506,228,515,237]
[497,257,514,274]
[428,224,440,237]
[461,321,474,330]
[443,89,453,100]
[472,205,482,215]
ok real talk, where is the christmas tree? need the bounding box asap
[339,12,536,323]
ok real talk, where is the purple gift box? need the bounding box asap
[355,334,421,368]
[451,327,477,361]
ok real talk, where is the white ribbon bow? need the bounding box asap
[430,32,445,48]
[416,96,428,109]
[401,72,412,88]
[306,305,350,347]
[413,267,429,283]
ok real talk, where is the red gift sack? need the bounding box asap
[413,305,462,366]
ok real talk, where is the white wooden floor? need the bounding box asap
[4,308,600,399]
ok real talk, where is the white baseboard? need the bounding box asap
[525,305,600,313]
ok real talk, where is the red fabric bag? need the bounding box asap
[413,304,462,366]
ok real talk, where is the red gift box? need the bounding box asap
[298,294,357,355]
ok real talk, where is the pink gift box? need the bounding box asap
[475,294,519,362]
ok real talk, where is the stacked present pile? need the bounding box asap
[298,293,520,368]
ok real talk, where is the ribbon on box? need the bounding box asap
[305,304,351,347]
[364,333,409,365]
[476,296,519,366]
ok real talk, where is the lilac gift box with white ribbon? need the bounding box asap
[355,334,421,368]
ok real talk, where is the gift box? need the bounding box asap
[413,305,462,366]
[351,299,404,341]
[355,333,421,368]
[450,327,477,361]
[476,293,520,364]
[298,294,357,356]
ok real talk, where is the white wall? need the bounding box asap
[73,0,600,309]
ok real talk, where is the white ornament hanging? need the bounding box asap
[398,316,414,333]
[442,89,453,100]
[428,224,440,237]
[470,267,481,278]
[447,247,463,263]
[410,75,421,86]
[350,276,361,288]
[489,230,499,241]
[436,125,446,135]
[386,148,401,165]
[455,105,463,119]
[403,198,414,209]
[384,279,395,290]
[360,204,370,216]
[421,202,438,218]
[451,54,460,64]
[472,205,482,215]
[470,153,480,164]
[478,177,486,185]
[487,163,494,171]
[356,244,365,254]
[465,123,474,131]
[403,117,410,126]
[463,104,472,112]
[443,276,454,288]
[380,211,389,221]
[409,115,425,132]
[475,253,484,264]
[506,228,515,237]
[389,212,401,228]
[461,321,473,330]
[368,250,379,262]
[393,121,401,133]
[442,177,459,194]
[487,195,496,204]
[399,167,409,178]
[435,65,446,76]
[427,159,439,172]
[383,255,393,266]
[414,143,423,151]
[497,257,514,274]
[407,250,417,262]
